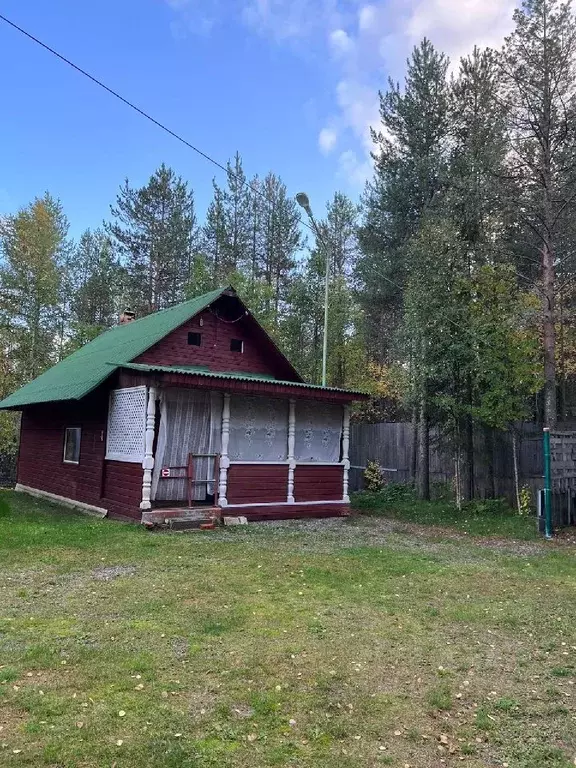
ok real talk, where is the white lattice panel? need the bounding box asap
[106,386,147,463]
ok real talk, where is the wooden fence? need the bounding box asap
[349,421,544,501]
[350,421,576,524]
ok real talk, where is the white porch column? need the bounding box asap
[140,386,157,511]
[342,404,351,503]
[218,393,231,507]
[287,398,296,503]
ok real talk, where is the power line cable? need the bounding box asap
[0,12,318,236]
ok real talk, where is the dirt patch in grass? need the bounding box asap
[92,564,137,581]
[0,704,27,743]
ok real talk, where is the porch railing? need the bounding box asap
[159,452,220,508]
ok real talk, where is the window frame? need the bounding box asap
[230,338,244,353]
[63,427,82,465]
[188,331,202,347]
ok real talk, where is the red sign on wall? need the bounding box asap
[161,467,171,478]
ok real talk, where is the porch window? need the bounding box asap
[229,396,288,462]
[294,401,342,463]
[105,386,147,463]
[63,427,81,464]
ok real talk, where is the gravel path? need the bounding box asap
[201,515,563,561]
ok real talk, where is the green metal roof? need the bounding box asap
[120,363,366,396]
[0,288,226,409]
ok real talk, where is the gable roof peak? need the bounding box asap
[0,286,304,410]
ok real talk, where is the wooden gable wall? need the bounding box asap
[134,297,298,380]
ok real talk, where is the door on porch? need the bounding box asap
[152,389,222,505]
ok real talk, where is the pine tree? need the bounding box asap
[221,152,252,275]
[257,173,301,320]
[202,155,252,284]
[106,164,198,315]
[358,39,452,497]
[448,46,509,498]
[68,229,123,349]
[501,0,576,427]
[358,38,451,365]
[202,182,228,284]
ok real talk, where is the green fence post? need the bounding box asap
[543,427,553,540]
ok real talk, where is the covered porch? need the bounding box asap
[109,364,361,525]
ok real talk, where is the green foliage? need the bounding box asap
[0,411,19,458]
[0,194,70,384]
[107,163,199,316]
[470,265,542,429]
[363,461,384,492]
[461,498,515,518]
[353,483,416,510]
[518,486,533,516]
[66,228,123,352]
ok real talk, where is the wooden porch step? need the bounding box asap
[141,507,221,527]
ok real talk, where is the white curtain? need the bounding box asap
[152,389,222,502]
[294,401,343,462]
[228,395,288,462]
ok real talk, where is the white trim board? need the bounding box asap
[15,484,108,518]
[228,461,344,466]
[224,500,348,509]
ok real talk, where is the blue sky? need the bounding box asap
[0,0,516,239]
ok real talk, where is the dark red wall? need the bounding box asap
[226,464,344,504]
[102,461,143,518]
[134,299,297,380]
[227,464,289,504]
[18,387,142,520]
[294,465,344,502]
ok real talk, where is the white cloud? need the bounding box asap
[338,149,372,186]
[329,28,354,56]
[406,0,516,63]
[165,0,221,37]
[319,127,338,154]
[242,0,343,42]
[358,5,378,33]
[164,0,518,190]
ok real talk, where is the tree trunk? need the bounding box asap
[542,237,557,428]
[512,430,521,515]
[464,374,475,501]
[416,395,430,500]
[411,405,418,483]
[484,425,496,499]
[454,450,462,510]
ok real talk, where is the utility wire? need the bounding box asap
[0,12,318,236]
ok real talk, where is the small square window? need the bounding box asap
[230,338,244,353]
[188,332,202,346]
[63,427,81,464]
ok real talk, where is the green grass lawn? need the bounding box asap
[1,491,576,768]
[352,486,540,540]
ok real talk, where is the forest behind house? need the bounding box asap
[1,0,575,502]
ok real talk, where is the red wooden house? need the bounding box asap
[0,288,366,524]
